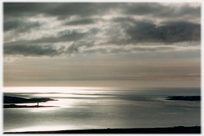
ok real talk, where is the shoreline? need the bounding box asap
[4,126,201,134]
[4,104,58,108]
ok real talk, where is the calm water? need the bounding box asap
[3,87,201,132]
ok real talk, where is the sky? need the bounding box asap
[3,2,201,88]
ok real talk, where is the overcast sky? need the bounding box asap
[3,2,201,88]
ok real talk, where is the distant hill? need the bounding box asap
[4,95,56,104]
[166,96,200,101]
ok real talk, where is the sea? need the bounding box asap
[3,87,201,132]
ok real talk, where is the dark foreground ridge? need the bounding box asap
[166,96,201,101]
[4,126,201,134]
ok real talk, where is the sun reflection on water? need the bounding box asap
[3,87,201,133]
[28,107,60,112]
[9,125,80,132]
[3,86,112,93]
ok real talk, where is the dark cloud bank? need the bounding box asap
[124,21,200,44]
[4,3,200,19]
[3,3,201,57]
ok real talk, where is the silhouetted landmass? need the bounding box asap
[4,95,56,103]
[3,95,57,108]
[166,96,200,101]
[4,126,201,134]
[4,105,58,108]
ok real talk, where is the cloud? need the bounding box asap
[4,3,121,20]
[3,26,101,57]
[33,30,87,44]
[112,17,136,24]
[4,3,44,18]
[3,3,201,58]
[106,19,200,46]
[4,27,100,46]
[4,44,62,57]
[83,48,107,54]
[123,21,200,44]
[4,20,41,33]
[4,29,95,45]
[4,39,98,57]
[4,3,200,23]
[43,3,116,19]
[63,18,100,26]
[123,3,163,16]
[110,47,175,54]
[30,27,99,44]
[124,3,201,19]
[4,20,200,57]
[66,41,95,55]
